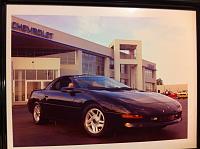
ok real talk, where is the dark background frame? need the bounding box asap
[0,0,199,149]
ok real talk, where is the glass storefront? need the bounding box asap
[13,69,58,102]
[82,52,105,75]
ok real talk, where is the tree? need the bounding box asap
[156,78,163,85]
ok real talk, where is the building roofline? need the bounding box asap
[12,16,113,57]
[12,16,109,49]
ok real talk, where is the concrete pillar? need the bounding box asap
[130,49,134,59]
[104,57,110,77]
[58,69,60,77]
[12,62,14,103]
[135,42,143,90]
[113,40,120,81]
[18,70,23,101]
[153,70,157,91]
[126,65,132,87]
[76,50,82,75]
[142,67,145,91]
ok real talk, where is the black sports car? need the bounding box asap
[27,75,182,137]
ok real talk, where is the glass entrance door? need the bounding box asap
[26,81,41,99]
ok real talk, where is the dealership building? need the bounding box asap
[11,16,157,105]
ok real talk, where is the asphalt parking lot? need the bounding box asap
[12,99,187,147]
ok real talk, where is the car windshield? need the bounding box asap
[73,76,131,90]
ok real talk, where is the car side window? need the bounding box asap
[50,77,72,90]
[60,77,71,89]
[51,80,61,90]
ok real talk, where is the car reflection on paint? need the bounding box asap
[27,75,182,137]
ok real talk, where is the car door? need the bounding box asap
[43,77,78,120]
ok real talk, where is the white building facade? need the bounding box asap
[11,16,156,105]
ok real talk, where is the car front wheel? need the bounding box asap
[33,102,47,124]
[82,104,110,137]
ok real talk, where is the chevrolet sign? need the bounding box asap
[12,21,54,39]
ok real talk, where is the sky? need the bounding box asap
[15,9,196,85]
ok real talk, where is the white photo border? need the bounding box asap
[6,5,197,149]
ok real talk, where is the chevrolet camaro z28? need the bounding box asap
[27,75,182,137]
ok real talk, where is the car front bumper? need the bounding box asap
[122,117,182,128]
[106,111,182,128]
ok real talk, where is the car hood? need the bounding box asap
[91,90,174,103]
[90,90,181,115]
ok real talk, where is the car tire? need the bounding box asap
[32,102,47,125]
[82,103,111,137]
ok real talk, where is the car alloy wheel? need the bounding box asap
[32,102,47,124]
[84,108,105,134]
[33,104,41,123]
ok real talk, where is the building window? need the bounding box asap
[146,83,154,92]
[15,69,58,81]
[15,80,25,101]
[37,70,48,80]
[145,69,153,78]
[26,70,36,80]
[43,81,51,89]
[60,51,75,64]
[15,70,25,80]
[14,70,26,101]
[47,70,54,80]
[120,64,128,74]
[82,52,104,75]
[110,59,114,69]
[27,82,41,99]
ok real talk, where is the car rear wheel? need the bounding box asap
[82,104,111,137]
[33,102,47,124]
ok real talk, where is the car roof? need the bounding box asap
[58,74,105,79]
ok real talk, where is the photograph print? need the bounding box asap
[6,5,197,149]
